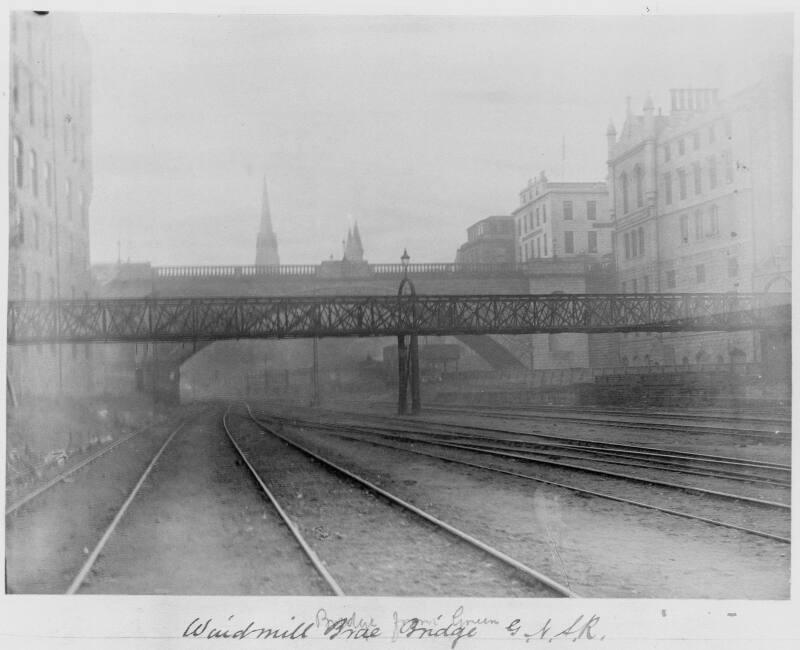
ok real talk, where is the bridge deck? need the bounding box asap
[7,293,789,344]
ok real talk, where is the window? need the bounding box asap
[624,232,631,259]
[632,278,638,293]
[663,144,671,162]
[12,65,19,111]
[542,204,547,222]
[543,237,547,256]
[707,205,720,237]
[535,207,540,227]
[33,213,39,250]
[35,272,42,300]
[631,230,638,257]
[621,281,627,293]
[678,168,687,200]
[693,131,700,150]
[564,231,574,254]
[29,149,38,196]
[638,227,645,255]
[621,173,629,214]
[728,256,739,277]
[693,162,702,195]
[666,270,676,289]
[28,80,35,126]
[694,210,702,240]
[13,137,24,188]
[19,264,26,299]
[65,179,72,220]
[664,173,673,205]
[678,138,685,155]
[696,264,706,283]
[587,200,597,220]
[44,162,52,206]
[680,214,689,243]
[724,117,732,139]
[588,230,598,253]
[15,207,25,245]
[563,201,573,220]
[69,234,74,264]
[49,277,56,299]
[708,156,718,189]
[635,166,643,208]
[708,123,716,144]
[724,151,733,183]
[536,238,541,258]
[643,275,650,292]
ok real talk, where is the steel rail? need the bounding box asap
[6,424,153,516]
[66,421,185,594]
[221,407,344,596]
[381,410,792,471]
[260,412,791,510]
[327,427,790,488]
[428,402,791,428]
[244,404,578,598]
[348,413,790,476]
[334,404,791,469]
[412,404,790,440]
[267,417,789,545]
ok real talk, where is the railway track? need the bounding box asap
[422,402,791,427]
[234,403,576,597]
[412,403,790,440]
[263,408,791,500]
[251,406,789,544]
[6,424,156,516]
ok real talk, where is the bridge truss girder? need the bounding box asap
[7,293,790,345]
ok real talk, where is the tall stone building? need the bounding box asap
[8,12,94,398]
[254,177,279,266]
[513,172,611,263]
[608,65,791,369]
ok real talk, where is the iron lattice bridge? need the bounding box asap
[6,293,790,344]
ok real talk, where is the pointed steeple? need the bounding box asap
[255,176,280,266]
[351,222,364,260]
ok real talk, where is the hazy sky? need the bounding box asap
[80,13,792,266]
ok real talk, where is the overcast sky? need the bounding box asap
[80,13,792,266]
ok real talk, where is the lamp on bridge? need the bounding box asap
[397,249,420,415]
[401,248,410,279]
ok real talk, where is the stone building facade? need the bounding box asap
[454,215,515,264]
[608,66,791,368]
[8,12,94,399]
[512,172,611,263]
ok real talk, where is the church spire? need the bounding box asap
[255,176,280,266]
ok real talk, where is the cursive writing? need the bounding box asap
[183,615,313,640]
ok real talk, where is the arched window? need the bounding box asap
[13,136,24,188]
[638,226,645,255]
[635,165,644,208]
[621,173,629,214]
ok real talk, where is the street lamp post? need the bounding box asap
[397,249,421,414]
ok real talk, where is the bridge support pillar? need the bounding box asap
[397,334,421,415]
